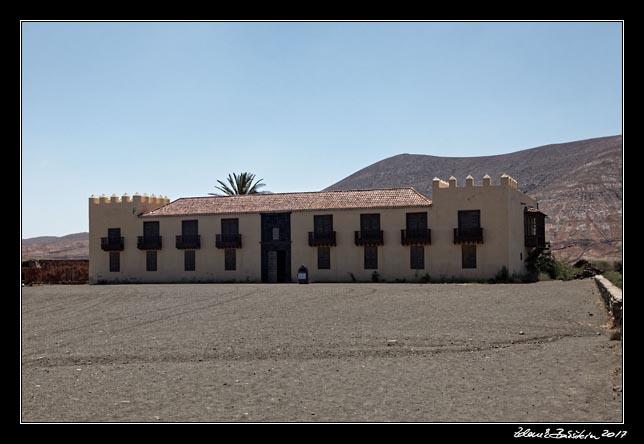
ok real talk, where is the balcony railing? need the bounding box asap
[453,228,483,244]
[137,235,162,250]
[401,229,431,245]
[101,237,124,251]
[176,234,201,249]
[308,231,336,247]
[525,234,547,249]
[354,230,384,246]
[216,233,242,249]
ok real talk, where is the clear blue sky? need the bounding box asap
[21,21,622,238]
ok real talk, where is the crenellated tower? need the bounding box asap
[88,193,170,283]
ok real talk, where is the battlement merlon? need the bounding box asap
[89,193,170,207]
[89,193,170,219]
[432,174,522,191]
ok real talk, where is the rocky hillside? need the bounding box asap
[22,232,89,260]
[326,135,622,262]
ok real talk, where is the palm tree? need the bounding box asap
[209,172,267,196]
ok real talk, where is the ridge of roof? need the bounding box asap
[141,187,432,217]
[169,187,430,200]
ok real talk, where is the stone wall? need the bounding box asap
[22,259,89,284]
[594,275,622,327]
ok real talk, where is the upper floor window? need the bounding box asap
[143,221,160,238]
[458,210,480,230]
[406,212,427,231]
[314,215,333,235]
[222,218,239,235]
[182,220,198,236]
[361,214,381,232]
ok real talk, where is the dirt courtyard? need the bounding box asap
[21,281,622,422]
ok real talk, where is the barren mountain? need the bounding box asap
[325,135,622,262]
[22,232,89,260]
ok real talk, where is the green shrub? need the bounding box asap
[553,261,575,281]
[494,266,510,283]
[613,261,622,273]
[527,253,574,281]
[371,271,380,283]
[538,272,552,282]
[419,273,431,284]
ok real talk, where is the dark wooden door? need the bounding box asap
[261,213,291,283]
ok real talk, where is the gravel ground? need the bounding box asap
[21,281,622,422]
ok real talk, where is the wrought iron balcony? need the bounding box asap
[137,235,162,250]
[176,234,201,249]
[401,229,431,246]
[453,228,483,244]
[216,233,242,249]
[354,230,384,246]
[525,234,547,249]
[101,237,124,251]
[308,231,336,247]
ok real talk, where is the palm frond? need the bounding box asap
[211,172,267,195]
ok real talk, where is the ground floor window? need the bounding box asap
[184,250,195,271]
[146,250,157,272]
[225,249,236,271]
[109,252,120,272]
[317,246,331,269]
[462,245,476,269]
[410,246,424,269]
[364,245,378,269]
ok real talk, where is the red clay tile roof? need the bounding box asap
[141,188,432,217]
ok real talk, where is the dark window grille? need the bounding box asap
[144,221,160,237]
[146,250,157,272]
[184,250,195,271]
[182,220,198,236]
[406,212,428,231]
[318,246,331,269]
[314,215,333,234]
[361,213,380,231]
[364,245,378,269]
[109,252,120,272]
[410,246,424,269]
[225,249,236,271]
[458,210,480,230]
[222,218,239,235]
[462,245,477,269]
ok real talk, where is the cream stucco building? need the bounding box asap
[89,174,547,284]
